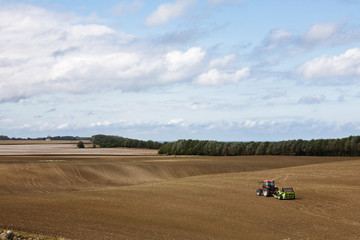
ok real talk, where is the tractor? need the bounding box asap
[256,180,279,197]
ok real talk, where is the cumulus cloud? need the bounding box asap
[297,48,360,81]
[0,4,133,101]
[301,22,360,48]
[145,0,196,26]
[209,54,236,68]
[194,67,250,85]
[0,3,251,103]
[0,3,250,103]
[165,47,206,72]
[302,23,339,43]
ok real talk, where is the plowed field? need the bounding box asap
[0,145,359,239]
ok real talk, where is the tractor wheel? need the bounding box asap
[263,188,270,197]
[256,188,262,196]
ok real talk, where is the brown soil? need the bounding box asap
[0,140,91,145]
[0,144,158,156]
[0,145,359,239]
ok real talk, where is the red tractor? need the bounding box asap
[256,180,279,197]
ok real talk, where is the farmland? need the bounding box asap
[0,140,91,145]
[0,144,359,239]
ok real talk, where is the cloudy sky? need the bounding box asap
[1,0,360,141]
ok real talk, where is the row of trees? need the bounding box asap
[158,136,360,156]
[49,136,90,140]
[91,134,162,149]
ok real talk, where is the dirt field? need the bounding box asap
[0,140,93,145]
[0,145,359,239]
[0,144,158,156]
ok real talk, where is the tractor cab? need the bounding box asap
[256,180,279,197]
[262,180,275,188]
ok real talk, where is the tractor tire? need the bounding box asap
[263,188,270,197]
[256,188,262,196]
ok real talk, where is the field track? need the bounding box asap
[0,144,359,239]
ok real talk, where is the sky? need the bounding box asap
[1,0,360,141]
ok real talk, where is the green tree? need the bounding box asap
[77,141,85,148]
[0,135,9,140]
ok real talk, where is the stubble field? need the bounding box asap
[0,144,359,239]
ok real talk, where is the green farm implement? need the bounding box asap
[273,187,296,200]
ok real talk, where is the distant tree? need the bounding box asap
[77,141,85,148]
[0,135,9,140]
[91,134,162,149]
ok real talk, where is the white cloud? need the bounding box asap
[254,22,360,59]
[145,0,196,26]
[0,3,253,104]
[1,4,249,102]
[243,120,256,128]
[90,121,112,127]
[194,67,250,85]
[168,118,184,125]
[0,4,135,101]
[165,47,206,72]
[303,23,339,43]
[209,54,236,68]
[57,123,69,130]
[67,24,116,38]
[297,48,360,80]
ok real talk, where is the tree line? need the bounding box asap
[158,136,360,156]
[91,134,162,149]
[49,136,91,140]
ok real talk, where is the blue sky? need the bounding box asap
[1,0,360,141]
